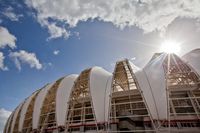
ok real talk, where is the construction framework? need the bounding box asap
[3,50,200,133]
[22,90,41,133]
[38,78,64,132]
[109,60,155,132]
[65,68,100,132]
[162,54,200,131]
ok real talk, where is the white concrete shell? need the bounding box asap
[56,74,78,126]
[32,83,54,129]
[182,49,200,75]
[10,103,23,133]
[18,90,39,132]
[6,51,200,132]
[129,61,158,120]
[143,54,167,120]
[5,112,14,133]
[90,67,113,123]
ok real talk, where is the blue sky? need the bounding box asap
[0,0,200,131]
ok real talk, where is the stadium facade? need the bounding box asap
[4,49,200,133]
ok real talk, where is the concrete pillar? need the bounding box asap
[110,124,117,131]
[80,126,84,132]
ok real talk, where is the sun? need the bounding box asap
[160,40,181,54]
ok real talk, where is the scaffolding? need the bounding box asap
[37,78,64,132]
[5,103,25,133]
[4,54,200,133]
[109,60,155,132]
[4,111,14,133]
[65,68,99,132]
[13,102,25,133]
[22,89,42,133]
[162,54,200,130]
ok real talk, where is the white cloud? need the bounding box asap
[26,0,200,39]
[0,26,17,71]
[131,57,136,61]
[0,52,8,71]
[9,50,42,70]
[42,62,53,70]
[53,50,60,55]
[46,22,70,40]
[0,108,11,133]
[37,16,70,40]
[0,26,16,49]
[48,62,52,66]
[2,6,23,21]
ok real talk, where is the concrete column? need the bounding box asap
[110,124,117,131]
[80,126,84,132]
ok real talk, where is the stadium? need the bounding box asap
[4,49,200,133]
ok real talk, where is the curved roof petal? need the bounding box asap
[5,111,14,133]
[32,83,54,129]
[56,74,78,126]
[90,67,112,122]
[129,61,159,119]
[182,49,200,75]
[143,53,167,119]
[10,103,23,133]
[18,90,39,132]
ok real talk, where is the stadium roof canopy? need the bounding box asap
[4,49,200,133]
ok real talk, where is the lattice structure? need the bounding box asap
[162,54,200,129]
[66,68,99,132]
[4,112,13,133]
[13,103,25,133]
[4,52,200,133]
[110,60,155,131]
[7,108,17,133]
[3,119,8,133]
[22,90,41,132]
[37,78,64,132]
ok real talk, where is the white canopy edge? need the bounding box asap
[128,61,158,119]
[104,76,113,122]
[56,74,78,126]
[90,67,113,123]
[143,54,167,120]
[18,90,39,132]
[5,111,14,133]
[182,49,200,75]
[32,82,54,129]
[10,103,23,133]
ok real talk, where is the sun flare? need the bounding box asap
[160,40,181,54]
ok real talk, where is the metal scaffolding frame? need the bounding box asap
[65,68,99,132]
[22,89,42,133]
[38,78,64,132]
[4,54,200,133]
[13,102,25,133]
[109,59,155,132]
[162,54,200,130]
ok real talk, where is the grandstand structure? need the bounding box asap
[4,49,200,133]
